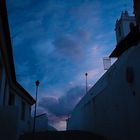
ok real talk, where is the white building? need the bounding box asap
[67,4,140,140]
[115,11,136,43]
[35,113,48,132]
[0,1,35,140]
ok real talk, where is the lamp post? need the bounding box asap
[85,73,88,94]
[33,80,40,133]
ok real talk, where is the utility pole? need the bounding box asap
[85,73,88,94]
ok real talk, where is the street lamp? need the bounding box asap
[85,73,88,94]
[33,80,40,133]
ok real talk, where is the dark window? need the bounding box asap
[126,66,134,84]
[118,26,121,36]
[21,101,26,121]
[8,93,15,106]
[129,22,135,31]
[0,59,2,87]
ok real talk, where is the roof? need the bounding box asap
[36,113,47,118]
[15,81,36,105]
[110,25,140,57]
[0,0,35,104]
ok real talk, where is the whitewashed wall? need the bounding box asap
[35,115,48,132]
[0,5,33,139]
[68,43,140,140]
[15,95,32,136]
[0,106,19,140]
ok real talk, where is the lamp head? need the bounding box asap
[85,73,88,76]
[35,80,40,86]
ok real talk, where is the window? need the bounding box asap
[129,22,134,31]
[8,92,15,105]
[118,26,121,36]
[126,66,134,84]
[0,57,2,87]
[28,106,31,117]
[21,101,26,121]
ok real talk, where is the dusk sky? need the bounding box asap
[6,0,133,130]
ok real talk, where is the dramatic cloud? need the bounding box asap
[38,86,85,117]
[53,28,92,61]
[37,86,85,130]
[51,120,66,131]
[53,35,82,60]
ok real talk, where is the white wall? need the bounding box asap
[68,43,140,140]
[14,94,32,135]
[0,69,6,105]
[0,84,33,139]
[115,13,136,44]
[0,5,34,139]
[35,115,48,132]
[0,106,19,140]
[122,17,136,37]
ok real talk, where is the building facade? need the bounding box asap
[35,113,48,132]
[67,4,140,140]
[115,11,136,43]
[0,1,35,140]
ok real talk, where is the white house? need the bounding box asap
[35,113,48,132]
[31,113,57,132]
[115,10,136,44]
[67,2,140,140]
[0,1,35,140]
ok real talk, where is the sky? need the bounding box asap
[6,0,133,130]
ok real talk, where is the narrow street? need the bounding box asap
[19,130,107,140]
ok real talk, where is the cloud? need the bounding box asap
[53,28,92,61]
[50,120,66,131]
[72,1,100,15]
[37,86,85,130]
[6,0,32,9]
[53,35,82,60]
[75,29,91,42]
[38,86,85,118]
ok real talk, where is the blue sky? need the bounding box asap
[7,0,133,130]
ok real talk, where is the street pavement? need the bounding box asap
[19,130,107,140]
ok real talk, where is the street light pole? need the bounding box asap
[85,73,88,94]
[33,80,40,133]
